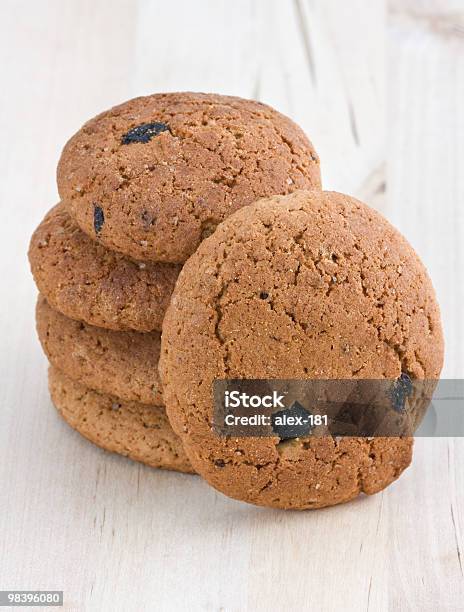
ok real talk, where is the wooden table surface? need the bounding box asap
[0,1,463,610]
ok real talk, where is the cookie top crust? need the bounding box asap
[37,296,164,405]
[57,92,321,263]
[159,190,443,509]
[48,367,194,474]
[29,204,180,331]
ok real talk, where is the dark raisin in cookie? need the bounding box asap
[29,204,180,331]
[58,92,321,263]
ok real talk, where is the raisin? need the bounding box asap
[214,459,225,468]
[259,291,269,300]
[390,372,413,413]
[272,401,313,440]
[121,122,170,144]
[93,205,104,234]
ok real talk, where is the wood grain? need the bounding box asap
[0,1,462,610]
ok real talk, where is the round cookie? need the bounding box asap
[48,367,194,474]
[29,204,180,331]
[37,295,163,404]
[57,92,321,263]
[159,190,444,509]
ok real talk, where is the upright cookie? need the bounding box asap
[29,204,180,331]
[159,190,444,509]
[58,92,321,263]
[37,296,163,404]
[49,367,194,474]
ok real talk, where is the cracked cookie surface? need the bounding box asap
[48,367,194,474]
[37,296,163,404]
[57,92,321,263]
[159,190,443,509]
[28,204,180,331]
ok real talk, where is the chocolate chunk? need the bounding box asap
[214,459,225,468]
[93,205,104,234]
[259,291,269,300]
[122,122,170,144]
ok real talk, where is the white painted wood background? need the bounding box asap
[0,0,463,610]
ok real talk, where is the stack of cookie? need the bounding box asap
[29,93,321,478]
[30,92,443,509]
